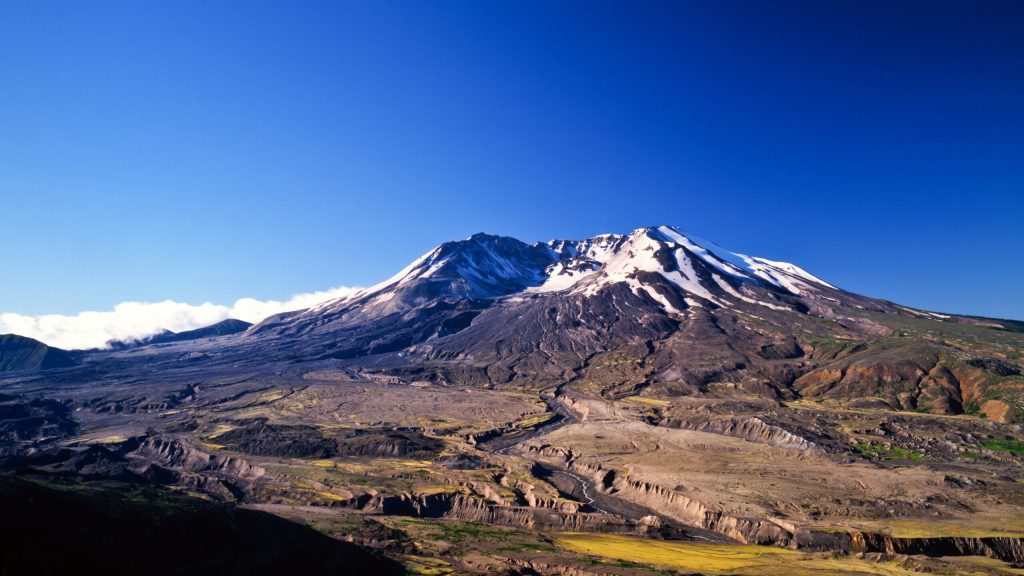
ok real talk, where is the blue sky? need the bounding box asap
[2,0,1022,322]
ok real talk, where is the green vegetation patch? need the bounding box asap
[982,439,1024,455]
[855,442,923,461]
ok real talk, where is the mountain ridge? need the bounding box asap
[0,334,76,373]
[6,225,1022,424]
[107,319,253,350]
[230,225,1024,422]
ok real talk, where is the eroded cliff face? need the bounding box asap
[371,490,654,534]
[590,470,798,545]
[519,442,1024,564]
[654,415,821,452]
[516,444,1024,566]
[4,434,270,502]
[850,532,1024,564]
[130,435,266,479]
[499,471,581,512]
[501,557,615,576]
[523,444,804,547]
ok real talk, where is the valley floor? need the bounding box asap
[4,359,1024,575]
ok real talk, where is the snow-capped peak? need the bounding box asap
[529,226,834,300]
[307,225,835,320]
[648,226,834,294]
[308,233,557,317]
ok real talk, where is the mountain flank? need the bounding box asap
[0,334,75,372]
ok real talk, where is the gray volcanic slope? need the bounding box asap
[15,225,1020,420]
[224,226,1014,415]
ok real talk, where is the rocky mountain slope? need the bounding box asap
[245,225,1023,423]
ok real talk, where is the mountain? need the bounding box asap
[247,225,1023,421]
[8,226,1018,422]
[252,225,881,345]
[3,225,1024,573]
[107,319,253,350]
[0,334,76,372]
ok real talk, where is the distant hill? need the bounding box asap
[0,334,76,372]
[107,319,252,350]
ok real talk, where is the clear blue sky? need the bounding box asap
[2,1,1022,319]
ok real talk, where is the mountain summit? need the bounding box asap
[257,225,848,334]
[238,225,1020,422]
[14,225,1014,422]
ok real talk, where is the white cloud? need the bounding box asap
[0,286,361,350]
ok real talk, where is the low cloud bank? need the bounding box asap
[0,286,361,350]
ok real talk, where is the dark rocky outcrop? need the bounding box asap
[0,393,78,452]
[4,435,266,502]
[216,419,444,459]
[215,420,340,458]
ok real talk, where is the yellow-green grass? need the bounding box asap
[414,484,470,496]
[316,491,347,501]
[204,423,236,439]
[394,459,435,468]
[401,554,454,575]
[621,395,672,408]
[256,389,288,403]
[554,533,921,575]
[304,460,375,475]
[307,457,431,470]
[940,556,1024,575]
[785,399,968,421]
[85,434,128,444]
[514,413,557,428]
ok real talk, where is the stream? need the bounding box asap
[485,392,729,543]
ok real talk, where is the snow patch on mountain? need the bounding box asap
[292,225,836,324]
